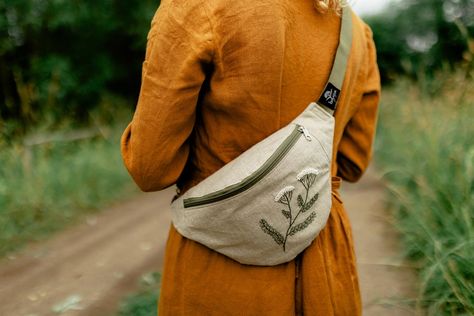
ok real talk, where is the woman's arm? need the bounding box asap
[121,0,214,192]
[337,24,381,182]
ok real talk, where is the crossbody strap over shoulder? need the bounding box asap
[316,6,353,114]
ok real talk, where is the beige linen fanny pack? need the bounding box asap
[171,7,353,266]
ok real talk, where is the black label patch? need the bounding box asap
[318,83,340,110]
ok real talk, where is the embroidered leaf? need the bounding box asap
[297,194,304,208]
[282,210,291,219]
[259,219,284,246]
[303,193,319,212]
[288,212,317,236]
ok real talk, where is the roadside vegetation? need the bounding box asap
[0,106,136,256]
[117,272,160,316]
[375,71,474,315]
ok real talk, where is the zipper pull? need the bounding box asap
[298,126,312,141]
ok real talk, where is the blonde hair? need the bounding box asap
[313,0,346,13]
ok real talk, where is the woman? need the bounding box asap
[121,0,380,314]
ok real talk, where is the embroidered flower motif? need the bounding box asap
[260,168,321,252]
[274,186,295,204]
[297,168,320,189]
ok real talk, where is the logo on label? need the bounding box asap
[318,82,340,110]
[324,89,338,105]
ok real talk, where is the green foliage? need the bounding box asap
[0,0,159,136]
[118,292,157,316]
[0,117,136,256]
[365,0,474,83]
[375,72,474,315]
[118,272,160,316]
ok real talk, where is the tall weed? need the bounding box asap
[376,72,474,315]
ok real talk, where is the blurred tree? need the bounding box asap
[365,0,474,83]
[2,0,473,135]
[0,0,159,136]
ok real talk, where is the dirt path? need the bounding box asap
[342,169,417,315]
[0,171,416,316]
[0,189,175,316]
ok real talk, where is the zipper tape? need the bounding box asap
[183,125,308,208]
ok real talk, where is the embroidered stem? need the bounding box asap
[282,185,310,251]
[282,201,294,251]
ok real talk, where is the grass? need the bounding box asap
[117,272,160,316]
[375,72,474,315]
[0,120,137,257]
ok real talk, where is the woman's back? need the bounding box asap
[122,0,379,192]
[121,0,380,314]
[185,0,343,185]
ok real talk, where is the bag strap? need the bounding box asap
[316,6,353,113]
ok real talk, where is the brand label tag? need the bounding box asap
[318,83,340,110]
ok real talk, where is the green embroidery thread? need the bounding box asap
[259,219,285,246]
[259,168,320,252]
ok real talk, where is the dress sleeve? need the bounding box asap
[336,23,381,182]
[121,0,214,192]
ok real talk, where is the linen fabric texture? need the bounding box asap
[121,0,381,314]
[172,103,334,265]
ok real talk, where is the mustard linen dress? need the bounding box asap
[121,0,381,314]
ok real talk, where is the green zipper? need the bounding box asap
[183,125,306,208]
